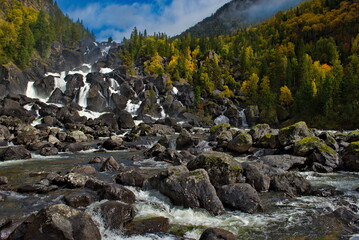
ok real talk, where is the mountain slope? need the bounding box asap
[182,0,305,37]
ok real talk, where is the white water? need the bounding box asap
[100,68,114,74]
[240,109,249,128]
[125,100,142,116]
[172,87,178,95]
[25,82,48,102]
[78,82,91,108]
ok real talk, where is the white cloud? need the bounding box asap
[66,0,231,41]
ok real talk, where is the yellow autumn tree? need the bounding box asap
[220,85,234,98]
[279,85,294,107]
[144,52,164,76]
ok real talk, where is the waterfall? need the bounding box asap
[240,109,249,128]
[25,81,48,102]
[125,100,142,116]
[78,83,91,108]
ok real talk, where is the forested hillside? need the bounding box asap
[117,0,359,129]
[0,0,93,68]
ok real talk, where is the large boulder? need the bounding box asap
[115,169,145,187]
[64,191,97,208]
[40,146,59,156]
[293,137,339,172]
[100,156,123,172]
[145,166,225,215]
[241,162,271,192]
[86,85,107,112]
[278,121,314,146]
[111,93,128,110]
[270,172,311,197]
[48,88,68,105]
[124,217,169,236]
[249,123,271,143]
[66,131,88,143]
[176,128,194,150]
[118,110,135,129]
[217,183,263,213]
[8,204,101,240]
[98,183,136,204]
[0,125,11,141]
[102,138,124,150]
[34,76,56,99]
[0,146,31,161]
[52,173,89,188]
[227,133,253,153]
[64,74,84,97]
[95,201,135,230]
[187,151,243,188]
[343,141,359,172]
[259,154,307,172]
[199,228,237,240]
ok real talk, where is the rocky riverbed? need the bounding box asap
[0,107,359,239]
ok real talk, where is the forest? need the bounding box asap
[118,0,359,129]
[0,0,93,68]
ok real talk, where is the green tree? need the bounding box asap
[16,22,34,68]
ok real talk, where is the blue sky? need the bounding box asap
[57,0,231,41]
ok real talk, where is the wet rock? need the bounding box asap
[0,125,11,141]
[216,130,233,148]
[53,173,89,188]
[71,165,97,175]
[145,143,167,157]
[64,191,97,208]
[48,88,68,105]
[199,228,237,240]
[0,176,8,185]
[149,124,176,136]
[146,166,225,215]
[102,138,124,150]
[271,172,311,197]
[111,93,128,110]
[227,133,253,153]
[155,149,186,165]
[96,201,135,230]
[154,74,169,94]
[249,123,271,143]
[13,127,39,145]
[118,110,135,129]
[66,130,88,143]
[124,217,169,235]
[98,183,136,204]
[241,162,271,192]
[8,204,101,240]
[100,156,123,172]
[257,132,280,149]
[0,146,31,161]
[259,154,307,172]
[187,151,243,189]
[293,137,339,172]
[34,76,55,98]
[62,143,84,152]
[210,123,231,138]
[17,184,58,194]
[217,183,263,213]
[278,121,314,146]
[333,207,359,227]
[115,169,145,187]
[176,129,194,150]
[120,82,136,99]
[39,146,58,156]
[89,156,106,164]
[343,141,359,172]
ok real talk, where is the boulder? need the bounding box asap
[13,128,39,145]
[100,156,123,172]
[86,86,107,112]
[199,228,237,240]
[8,204,101,240]
[111,93,128,110]
[176,128,194,150]
[66,131,88,143]
[145,143,167,158]
[343,141,359,172]
[146,166,224,215]
[120,82,136,99]
[241,162,271,192]
[71,165,97,175]
[102,138,124,150]
[48,88,68,105]
[1,146,31,161]
[278,121,314,146]
[34,76,55,98]
[249,123,271,143]
[17,183,58,194]
[96,201,135,230]
[96,113,119,131]
[64,191,97,208]
[293,137,339,172]
[187,151,243,188]
[52,173,89,188]
[210,123,231,138]
[217,183,263,213]
[257,133,280,149]
[271,172,311,197]
[98,183,136,204]
[227,133,253,153]
[115,169,145,187]
[89,156,106,164]
[39,146,59,156]
[259,154,307,172]
[154,74,169,94]
[124,217,169,235]
[0,125,11,141]
[63,143,85,152]
[155,149,187,165]
[118,110,135,129]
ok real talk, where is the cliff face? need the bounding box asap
[21,0,54,12]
